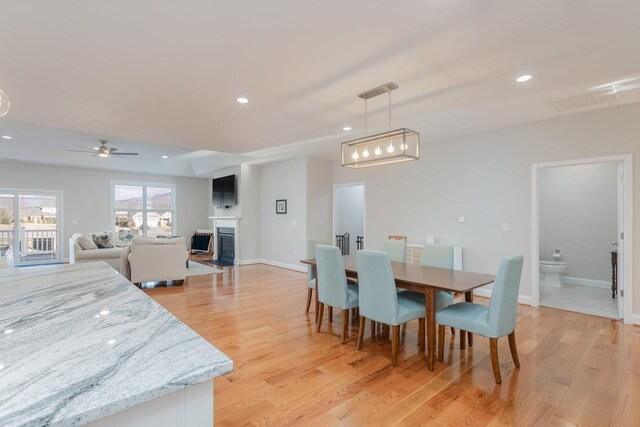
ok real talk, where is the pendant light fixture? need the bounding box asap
[341,82,419,168]
[0,89,10,118]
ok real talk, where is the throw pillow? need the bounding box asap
[77,234,98,250]
[118,230,136,243]
[92,233,114,249]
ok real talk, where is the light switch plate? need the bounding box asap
[503,223,510,232]
[71,219,78,225]
[291,219,297,226]
[458,216,465,223]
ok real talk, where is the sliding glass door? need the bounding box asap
[0,190,62,266]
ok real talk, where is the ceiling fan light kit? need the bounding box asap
[66,140,139,157]
[341,82,420,168]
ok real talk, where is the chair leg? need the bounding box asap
[490,337,502,384]
[418,318,425,351]
[328,306,333,323]
[315,292,319,323]
[357,316,366,350]
[460,330,467,350]
[370,320,376,338]
[316,303,324,333]
[508,331,520,368]
[450,327,455,336]
[305,288,313,313]
[391,325,400,366]
[438,325,445,362]
[401,323,407,337]
[341,309,349,344]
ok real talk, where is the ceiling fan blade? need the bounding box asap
[111,152,138,156]
[66,149,96,153]
[109,147,118,153]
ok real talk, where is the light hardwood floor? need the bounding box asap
[144,258,640,426]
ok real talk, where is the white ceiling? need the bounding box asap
[1,0,640,176]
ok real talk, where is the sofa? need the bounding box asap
[121,236,189,284]
[69,231,131,272]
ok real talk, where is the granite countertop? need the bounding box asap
[0,262,232,427]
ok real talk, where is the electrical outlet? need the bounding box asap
[458,216,465,223]
[502,223,510,232]
[291,219,297,226]
[292,249,297,255]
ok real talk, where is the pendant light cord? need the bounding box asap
[388,92,392,131]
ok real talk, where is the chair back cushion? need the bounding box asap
[356,250,399,324]
[420,243,453,269]
[307,238,331,282]
[132,236,186,246]
[316,245,349,308]
[487,255,524,337]
[382,239,407,263]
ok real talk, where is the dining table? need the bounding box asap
[300,255,496,371]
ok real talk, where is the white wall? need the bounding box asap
[259,157,308,265]
[333,101,640,314]
[306,157,333,242]
[539,162,617,282]
[0,160,209,260]
[334,185,364,254]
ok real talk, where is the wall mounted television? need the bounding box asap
[212,174,237,207]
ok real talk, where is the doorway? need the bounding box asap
[531,155,633,323]
[333,183,365,255]
[0,190,63,266]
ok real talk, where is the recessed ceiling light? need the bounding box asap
[516,74,533,83]
[343,126,352,131]
[162,155,168,159]
[2,135,11,140]
[93,147,99,150]
[236,97,249,104]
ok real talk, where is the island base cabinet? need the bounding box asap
[88,380,213,427]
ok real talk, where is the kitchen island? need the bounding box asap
[0,262,232,427]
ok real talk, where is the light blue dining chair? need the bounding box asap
[355,251,426,366]
[401,243,456,339]
[382,239,407,263]
[306,238,331,319]
[436,255,524,384]
[316,245,359,344]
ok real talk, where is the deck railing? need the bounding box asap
[0,228,58,256]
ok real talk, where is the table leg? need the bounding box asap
[465,291,473,347]
[425,289,436,371]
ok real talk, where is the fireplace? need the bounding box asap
[217,227,235,265]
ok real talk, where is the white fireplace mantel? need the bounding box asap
[208,216,240,265]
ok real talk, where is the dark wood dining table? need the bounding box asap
[300,255,496,371]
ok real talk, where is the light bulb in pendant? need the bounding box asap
[400,143,406,151]
[352,148,359,160]
[374,143,381,156]
[362,146,369,158]
[387,142,395,153]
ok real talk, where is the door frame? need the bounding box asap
[332,182,366,252]
[0,188,64,266]
[530,154,633,324]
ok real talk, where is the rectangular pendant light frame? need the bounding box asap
[341,127,420,168]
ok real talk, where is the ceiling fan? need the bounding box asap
[66,140,139,158]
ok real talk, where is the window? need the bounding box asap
[112,182,176,238]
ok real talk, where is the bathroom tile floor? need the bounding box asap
[540,283,619,319]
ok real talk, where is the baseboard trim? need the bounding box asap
[561,276,611,289]
[240,258,306,273]
[473,288,532,306]
[632,314,640,325]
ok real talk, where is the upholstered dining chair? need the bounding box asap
[316,245,359,344]
[355,251,426,366]
[382,239,407,263]
[400,243,456,339]
[306,238,331,318]
[436,255,524,384]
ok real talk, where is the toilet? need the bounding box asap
[539,260,567,287]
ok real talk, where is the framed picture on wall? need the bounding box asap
[276,199,287,214]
